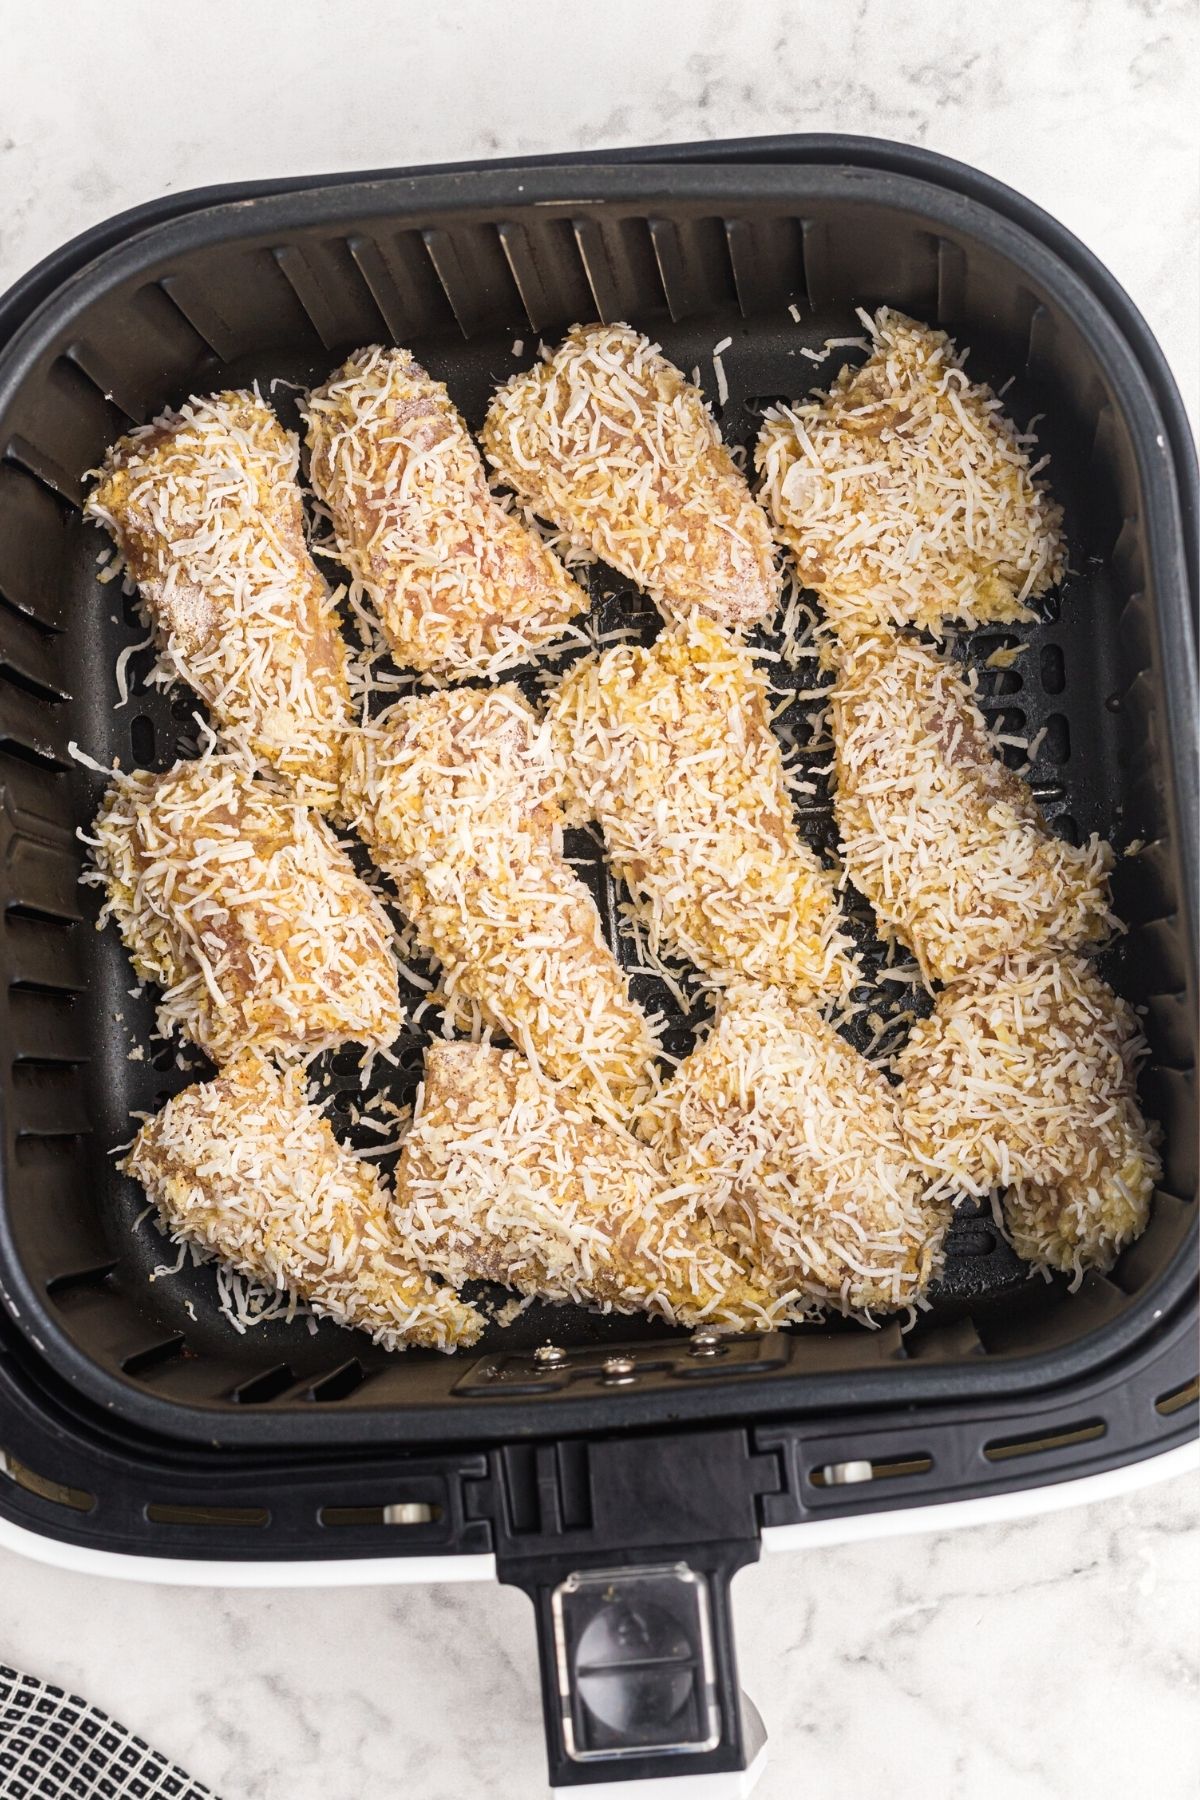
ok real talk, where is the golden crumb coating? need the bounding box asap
[123,1054,482,1352]
[548,614,858,1007]
[86,391,351,812]
[639,985,946,1314]
[897,952,1160,1276]
[394,1041,776,1328]
[831,632,1112,982]
[87,756,403,1063]
[340,685,658,1119]
[304,347,587,676]
[482,323,780,629]
[756,308,1066,637]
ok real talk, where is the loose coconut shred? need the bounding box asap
[123,1053,482,1352]
[395,1041,778,1328]
[85,756,404,1065]
[304,347,588,677]
[85,391,352,813]
[897,952,1161,1279]
[481,322,781,631]
[756,308,1067,637]
[831,632,1113,982]
[341,684,660,1120]
[639,985,947,1315]
[548,614,858,1008]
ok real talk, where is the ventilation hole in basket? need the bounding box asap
[121,1335,186,1376]
[1052,813,1083,846]
[146,1502,270,1527]
[983,1419,1106,1461]
[307,1359,367,1402]
[809,1453,933,1488]
[9,975,82,1000]
[129,715,155,765]
[171,692,195,721]
[1040,643,1066,694]
[151,1041,179,1072]
[0,659,68,705]
[987,706,1026,737]
[121,593,142,629]
[0,1447,94,1512]
[319,1501,442,1527]
[0,735,69,774]
[743,394,793,417]
[1155,1376,1199,1416]
[232,1364,295,1405]
[1040,714,1071,764]
[973,635,1024,695]
[0,584,58,636]
[945,1223,996,1258]
[6,899,78,930]
[45,1260,118,1296]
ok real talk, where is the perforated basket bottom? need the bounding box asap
[48,310,1146,1383]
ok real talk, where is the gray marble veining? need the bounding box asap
[2,1479,1198,1800]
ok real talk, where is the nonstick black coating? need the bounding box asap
[0,156,1193,1445]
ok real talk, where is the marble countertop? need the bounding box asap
[1,2,1197,1796]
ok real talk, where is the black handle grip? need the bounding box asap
[513,1546,766,1790]
[479,1427,779,1790]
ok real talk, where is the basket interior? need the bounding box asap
[0,171,1194,1437]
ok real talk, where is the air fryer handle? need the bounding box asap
[511,1548,768,1795]
[484,1428,778,1793]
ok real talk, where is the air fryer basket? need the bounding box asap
[0,152,1195,1458]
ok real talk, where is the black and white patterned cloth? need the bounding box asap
[0,1666,217,1800]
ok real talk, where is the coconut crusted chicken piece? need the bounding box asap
[830,632,1112,983]
[341,685,658,1119]
[548,614,858,1008]
[123,1054,482,1352]
[756,308,1066,638]
[481,323,780,630]
[86,756,403,1064]
[638,986,946,1315]
[897,952,1160,1278]
[394,1041,774,1328]
[85,391,351,813]
[304,347,588,677]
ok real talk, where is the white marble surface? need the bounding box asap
[1,3,1197,1797]
[1,1478,1198,1800]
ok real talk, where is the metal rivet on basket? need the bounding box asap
[601,1355,637,1386]
[689,1330,724,1358]
[533,1343,568,1367]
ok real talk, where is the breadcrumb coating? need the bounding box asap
[482,322,780,629]
[123,1053,482,1352]
[897,952,1160,1277]
[305,346,587,676]
[86,390,351,812]
[756,308,1066,638]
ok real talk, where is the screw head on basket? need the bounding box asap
[689,1330,724,1358]
[533,1343,568,1367]
[601,1355,636,1385]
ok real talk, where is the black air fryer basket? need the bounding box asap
[0,138,1195,1790]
